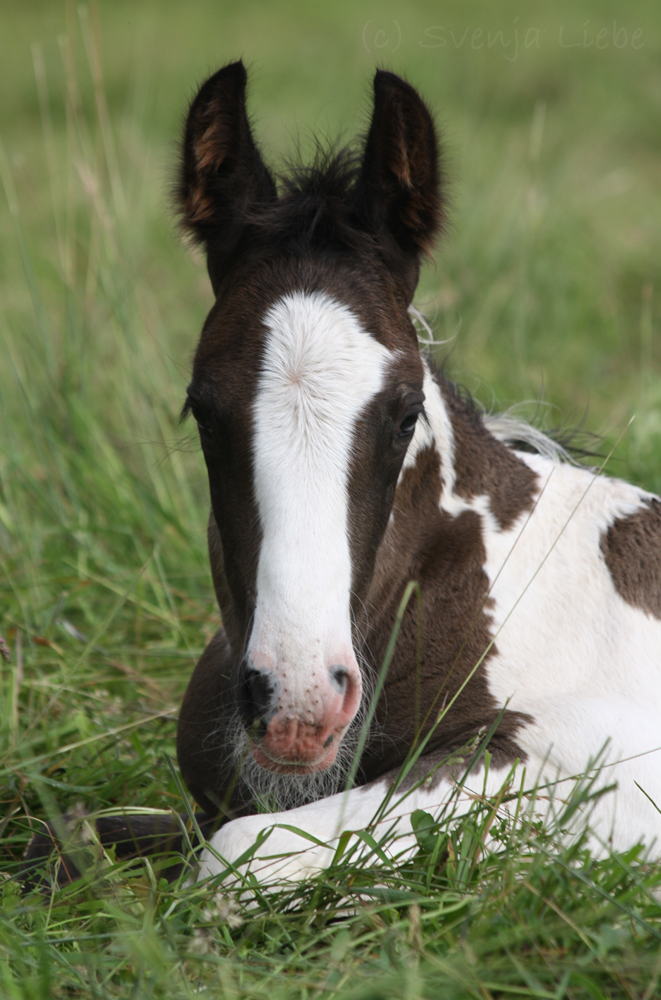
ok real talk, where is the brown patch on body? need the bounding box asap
[358,442,532,785]
[22,811,218,891]
[177,626,256,819]
[601,498,661,619]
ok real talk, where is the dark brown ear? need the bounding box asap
[176,61,276,289]
[356,70,443,261]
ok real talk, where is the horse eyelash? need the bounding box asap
[181,397,212,433]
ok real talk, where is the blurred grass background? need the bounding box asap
[1,1,660,996]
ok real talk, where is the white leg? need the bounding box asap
[197,757,530,885]
[198,699,661,887]
[519,697,661,854]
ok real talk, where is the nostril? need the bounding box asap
[329,664,349,695]
[243,667,277,723]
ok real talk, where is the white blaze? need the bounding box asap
[249,291,393,705]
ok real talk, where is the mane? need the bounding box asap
[244,144,380,257]
[484,412,580,465]
[429,357,598,467]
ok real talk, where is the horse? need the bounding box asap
[172,62,661,884]
[23,62,661,890]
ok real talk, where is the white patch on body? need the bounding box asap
[483,453,660,709]
[249,291,394,710]
[477,452,661,849]
[401,359,498,529]
[401,362,453,484]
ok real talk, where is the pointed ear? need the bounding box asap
[356,70,443,261]
[176,61,276,287]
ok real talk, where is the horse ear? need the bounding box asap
[176,61,276,287]
[356,70,443,261]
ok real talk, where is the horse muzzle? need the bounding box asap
[240,658,362,772]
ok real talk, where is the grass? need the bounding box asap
[1,0,660,996]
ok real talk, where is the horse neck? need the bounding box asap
[361,357,539,641]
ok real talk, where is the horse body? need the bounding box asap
[173,62,661,884]
[193,353,661,882]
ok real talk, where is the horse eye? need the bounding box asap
[397,411,420,438]
[189,404,212,436]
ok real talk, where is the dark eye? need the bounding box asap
[185,400,212,436]
[194,412,212,436]
[397,411,420,439]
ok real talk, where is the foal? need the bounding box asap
[172,62,661,884]
[24,63,661,889]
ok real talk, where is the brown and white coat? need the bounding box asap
[171,63,661,884]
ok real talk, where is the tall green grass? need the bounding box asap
[1,1,660,996]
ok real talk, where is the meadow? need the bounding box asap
[1,0,661,996]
